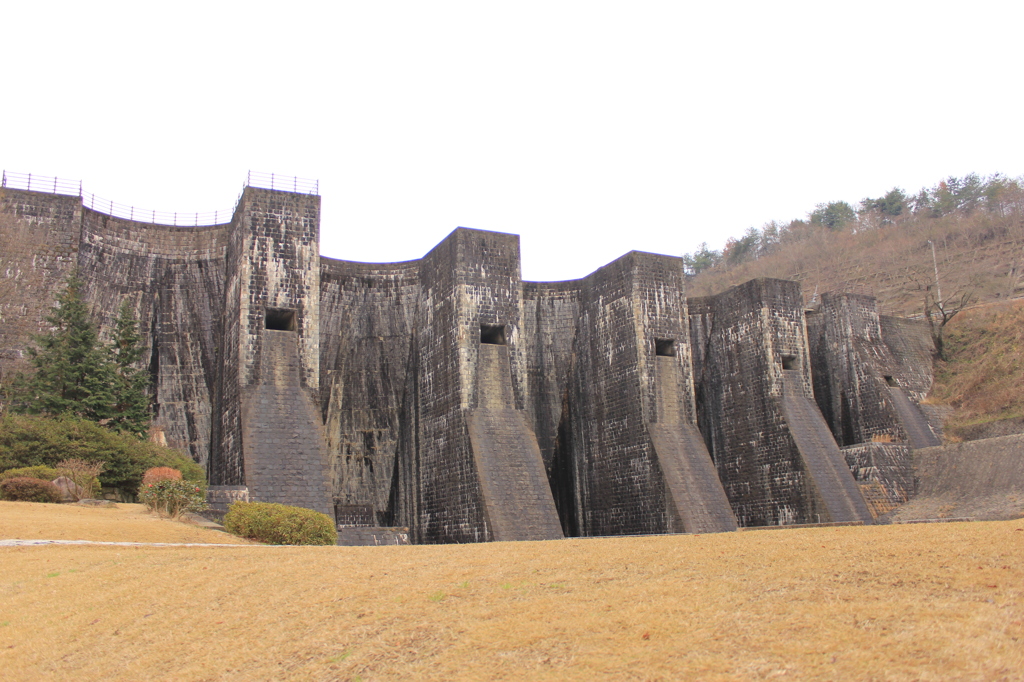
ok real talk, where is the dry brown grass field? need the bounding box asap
[0,501,250,545]
[1,502,1022,681]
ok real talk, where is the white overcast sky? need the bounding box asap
[4,1,1023,281]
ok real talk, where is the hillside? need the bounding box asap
[929,298,1024,441]
[685,174,1024,438]
[685,175,1024,317]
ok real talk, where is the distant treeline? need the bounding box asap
[683,173,1024,276]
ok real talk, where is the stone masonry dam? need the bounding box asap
[0,177,942,542]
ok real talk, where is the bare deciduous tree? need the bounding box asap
[924,287,976,360]
[56,458,106,501]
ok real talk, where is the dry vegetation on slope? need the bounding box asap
[2,502,1023,681]
[929,299,1024,441]
[686,176,1024,317]
[685,175,1024,438]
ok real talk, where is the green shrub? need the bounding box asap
[0,477,63,503]
[223,501,337,546]
[139,479,207,518]
[0,415,205,494]
[0,465,59,482]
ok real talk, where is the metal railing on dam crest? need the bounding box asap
[1,170,318,227]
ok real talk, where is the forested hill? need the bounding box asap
[683,174,1024,317]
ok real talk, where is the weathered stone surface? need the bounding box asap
[551,252,736,536]
[805,293,939,510]
[52,476,84,502]
[336,527,411,546]
[240,332,332,515]
[841,442,913,516]
[690,279,873,526]
[206,486,249,515]
[1,181,942,542]
[889,433,1024,521]
[467,344,562,541]
[807,292,939,449]
[778,371,874,524]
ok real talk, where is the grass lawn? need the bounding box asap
[1,502,1022,680]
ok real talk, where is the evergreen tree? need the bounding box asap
[860,188,907,217]
[108,299,152,437]
[10,274,115,421]
[8,276,151,437]
[809,201,856,230]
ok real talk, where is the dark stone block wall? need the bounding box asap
[0,190,83,379]
[692,279,871,526]
[467,343,562,541]
[520,280,582,469]
[76,209,230,469]
[318,258,420,525]
[807,293,938,448]
[211,188,331,514]
[408,228,561,543]
[554,252,734,536]
[806,293,939,509]
[2,186,331,514]
[877,316,937,401]
[692,279,814,526]
[240,332,332,515]
[0,188,229,468]
[4,180,946,541]
[841,442,913,516]
[557,253,668,536]
[407,229,488,542]
[315,230,562,543]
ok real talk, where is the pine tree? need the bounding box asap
[8,276,152,436]
[108,299,152,437]
[10,274,115,421]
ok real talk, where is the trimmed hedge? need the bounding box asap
[1,477,63,503]
[223,502,337,546]
[0,465,59,482]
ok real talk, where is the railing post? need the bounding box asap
[53,177,57,193]
[27,173,32,191]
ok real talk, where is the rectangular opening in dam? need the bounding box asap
[265,307,297,331]
[655,338,676,356]
[480,323,507,345]
[781,354,798,370]
[884,375,898,387]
